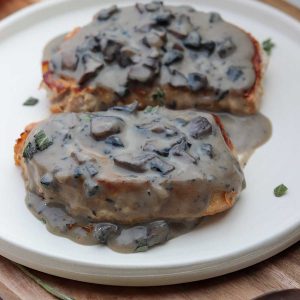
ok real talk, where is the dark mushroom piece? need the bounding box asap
[118,47,138,67]
[153,11,173,25]
[218,38,236,58]
[189,116,212,139]
[105,135,124,147]
[148,156,175,175]
[102,39,123,62]
[114,153,155,172]
[183,31,202,49]
[78,54,104,85]
[142,30,166,48]
[200,41,216,56]
[162,49,183,65]
[96,5,119,21]
[187,73,208,92]
[91,116,124,140]
[168,14,193,39]
[143,141,171,157]
[209,12,223,23]
[85,163,99,177]
[226,66,244,82]
[128,64,155,82]
[147,220,169,247]
[93,223,119,244]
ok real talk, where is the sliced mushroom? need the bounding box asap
[77,35,101,53]
[102,39,123,62]
[110,101,138,113]
[128,64,155,82]
[143,141,171,157]
[226,66,244,82]
[148,156,175,175]
[114,153,155,172]
[153,11,173,25]
[93,223,119,244]
[169,70,188,88]
[189,116,212,139]
[183,31,202,49]
[96,5,119,21]
[209,12,223,23]
[200,41,216,56]
[118,47,138,67]
[142,30,166,48]
[143,57,160,74]
[105,135,124,147]
[78,54,104,85]
[91,116,124,140]
[218,38,236,58]
[187,73,208,92]
[147,220,169,247]
[168,14,193,39]
[162,49,183,65]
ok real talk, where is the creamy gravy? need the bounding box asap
[218,113,272,166]
[44,2,256,99]
[21,105,246,252]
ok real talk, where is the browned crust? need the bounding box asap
[41,28,264,115]
[14,119,239,220]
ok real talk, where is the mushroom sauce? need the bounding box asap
[44,2,256,100]
[22,105,249,253]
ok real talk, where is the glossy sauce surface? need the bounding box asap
[45,2,256,99]
[22,106,247,252]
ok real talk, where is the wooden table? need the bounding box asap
[0,1,299,299]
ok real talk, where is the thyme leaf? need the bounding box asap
[262,38,275,55]
[274,184,288,197]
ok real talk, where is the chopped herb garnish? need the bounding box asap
[23,97,39,106]
[262,38,275,55]
[274,184,288,197]
[144,106,159,114]
[81,114,92,121]
[34,130,53,151]
[23,142,37,160]
[151,88,165,105]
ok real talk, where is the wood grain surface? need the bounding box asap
[0,1,299,299]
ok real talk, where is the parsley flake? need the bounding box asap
[262,38,275,55]
[274,184,288,197]
[23,97,39,106]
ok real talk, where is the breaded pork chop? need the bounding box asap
[42,2,265,115]
[15,105,245,224]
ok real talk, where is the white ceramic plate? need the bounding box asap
[0,0,299,286]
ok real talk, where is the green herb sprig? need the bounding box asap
[274,184,288,197]
[262,38,275,55]
[151,88,165,106]
[23,97,39,106]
